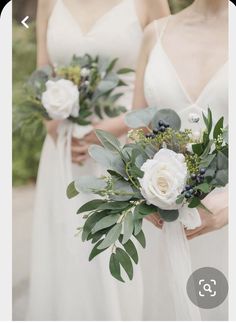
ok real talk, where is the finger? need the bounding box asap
[187,227,210,240]
[71,137,86,146]
[71,137,80,144]
[71,145,88,154]
[185,225,204,236]
[72,154,88,164]
[146,214,163,229]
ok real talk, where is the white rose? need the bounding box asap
[139,148,187,210]
[42,79,80,120]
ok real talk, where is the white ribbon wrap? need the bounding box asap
[51,121,93,252]
[162,207,202,320]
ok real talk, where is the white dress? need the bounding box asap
[27,0,144,320]
[143,18,228,321]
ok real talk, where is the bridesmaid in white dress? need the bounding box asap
[27,0,170,320]
[133,0,228,320]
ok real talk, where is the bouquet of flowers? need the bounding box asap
[67,107,228,282]
[14,54,133,133]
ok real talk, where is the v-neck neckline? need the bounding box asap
[61,0,127,37]
[158,41,227,105]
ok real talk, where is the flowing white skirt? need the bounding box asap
[141,218,228,321]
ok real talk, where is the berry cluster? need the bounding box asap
[182,168,206,199]
[145,120,170,139]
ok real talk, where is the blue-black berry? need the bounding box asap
[200,168,206,175]
[158,120,164,127]
[185,185,192,191]
[153,129,159,135]
[198,175,205,181]
[185,192,191,198]
[159,126,166,132]
[146,133,156,139]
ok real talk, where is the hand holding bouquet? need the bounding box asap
[67,107,228,282]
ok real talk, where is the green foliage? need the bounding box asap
[168,0,194,14]
[13,21,44,186]
[68,107,228,282]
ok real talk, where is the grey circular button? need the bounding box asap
[186,267,228,309]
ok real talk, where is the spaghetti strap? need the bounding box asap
[154,15,171,42]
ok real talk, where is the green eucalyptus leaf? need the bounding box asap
[202,108,213,135]
[199,154,216,168]
[82,211,107,241]
[122,211,134,244]
[106,58,119,73]
[111,180,134,201]
[89,239,109,261]
[77,199,106,214]
[134,203,157,220]
[133,219,143,235]
[117,68,134,74]
[88,145,115,167]
[95,129,122,152]
[97,80,117,93]
[151,109,181,130]
[188,197,201,208]
[134,230,146,248]
[66,181,79,199]
[212,169,228,186]
[97,223,122,249]
[159,209,179,222]
[109,253,124,282]
[125,107,157,128]
[192,143,204,156]
[75,176,107,193]
[176,194,185,205]
[122,239,139,264]
[111,155,127,178]
[92,214,120,234]
[213,117,224,139]
[116,248,133,280]
[98,201,130,211]
[195,183,211,193]
[217,151,228,170]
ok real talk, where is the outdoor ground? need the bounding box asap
[12,184,35,321]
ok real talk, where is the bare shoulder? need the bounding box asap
[37,0,56,19]
[137,0,170,26]
[143,16,169,45]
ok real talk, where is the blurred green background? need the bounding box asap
[13,0,194,186]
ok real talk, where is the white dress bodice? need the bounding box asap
[47,0,143,70]
[144,18,228,129]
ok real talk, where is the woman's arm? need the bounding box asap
[37,0,59,141]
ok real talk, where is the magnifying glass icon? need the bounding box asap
[203,283,212,293]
